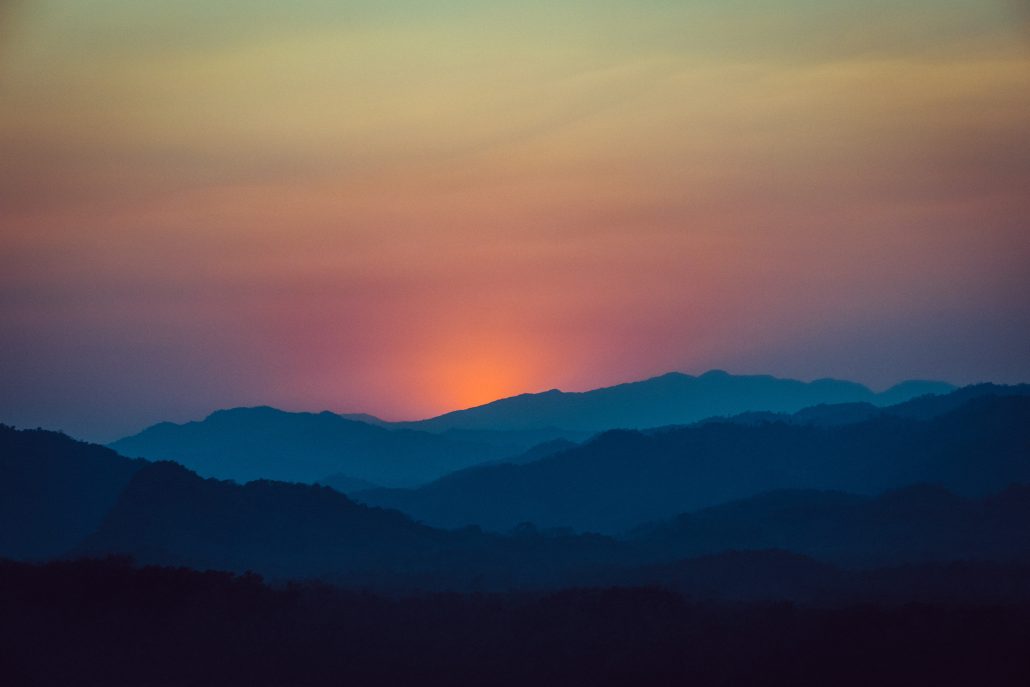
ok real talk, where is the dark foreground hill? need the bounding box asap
[0,425,144,560]
[75,459,1030,589]
[59,458,1030,588]
[3,557,1029,687]
[77,460,623,588]
[358,394,1030,532]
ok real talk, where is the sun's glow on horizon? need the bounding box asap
[406,329,552,415]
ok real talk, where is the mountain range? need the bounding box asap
[109,370,953,486]
[356,389,1030,532]
[109,406,518,487]
[4,421,1030,593]
[390,370,954,432]
[5,381,1030,594]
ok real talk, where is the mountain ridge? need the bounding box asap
[355,392,1030,533]
[396,370,954,433]
[108,371,954,486]
[109,406,516,487]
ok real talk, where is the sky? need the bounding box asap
[1,0,1029,441]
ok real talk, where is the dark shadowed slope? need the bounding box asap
[356,394,1030,533]
[401,370,953,433]
[110,406,514,487]
[323,438,579,493]
[315,473,380,494]
[78,461,446,579]
[77,460,623,588]
[603,550,1030,605]
[886,382,1030,418]
[0,425,144,559]
[481,437,581,466]
[627,485,1030,567]
[715,383,1030,428]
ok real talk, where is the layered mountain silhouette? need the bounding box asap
[76,459,624,587]
[715,382,1030,428]
[0,425,144,560]
[5,416,1030,593]
[6,373,1030,686]
[627,484,1030,568]
[357,392,1030,533]
[109,371,952,487]
[395,370,954,433]
[1,424,617,587]
[77,460,439,578]
[109,406,519,486]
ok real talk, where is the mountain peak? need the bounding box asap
[205,406,288,422]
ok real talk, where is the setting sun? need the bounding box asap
[416,338,545,412]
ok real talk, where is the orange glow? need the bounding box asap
[410,331,550,413]
[430,355,530,411]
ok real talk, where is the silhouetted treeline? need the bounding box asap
[2,557,1029,687]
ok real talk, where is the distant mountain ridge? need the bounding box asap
[356,392,1030,533]
[109,406,518,487]
[711,382,1030,428]
[396,370,954,433]
[109,371,953,486]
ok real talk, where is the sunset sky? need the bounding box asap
[1,1,1029,441]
